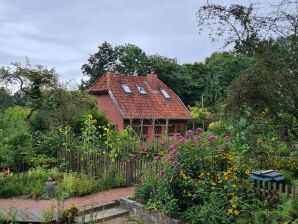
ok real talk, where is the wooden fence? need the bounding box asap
[57,149,151,185]
[254,180,297,199]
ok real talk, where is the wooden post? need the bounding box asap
[256,181,260,198]
[285,184,289,197]
[262,181,266,198]
[279,183,283,194]
[140,117,144,141]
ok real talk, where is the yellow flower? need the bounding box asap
[207,172,210,176]
[232,184,237,189]
[180,171,187,180]
[87,114,93,119]
[224,176,229,180]
[245,170,251,175]
[232,204,237,208]
[234,210,240,215]
[228,209,233,214]
[199,172,205,177]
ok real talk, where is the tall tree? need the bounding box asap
[114,44,150,75]
[203,52,255,108]
[197,0,298,137]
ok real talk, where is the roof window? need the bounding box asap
[160,88,171,99]
[122,84,132,94]
[136,85,147,95]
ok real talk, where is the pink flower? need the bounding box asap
[152,187,156,194]
[207,134,216,142]
[155,169,165,180]
[168,145,176,151]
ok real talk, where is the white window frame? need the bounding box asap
[122,84,132,93]
[160,88,171,99]
[136,85,147,95]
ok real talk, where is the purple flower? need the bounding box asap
[185,130,194,139]
[195,127,203,134]
[207,134,216,142]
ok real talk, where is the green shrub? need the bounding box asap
[0,107,33,171]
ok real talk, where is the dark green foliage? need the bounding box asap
[0,87,15,111]
[70,109,109,136]
[81,41,116,88]
[0,107,33,171]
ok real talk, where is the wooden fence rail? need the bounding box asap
[57,149,151,185]
[253,180,297,199]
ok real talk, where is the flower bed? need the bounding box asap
[135,129,298,223]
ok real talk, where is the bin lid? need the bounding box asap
[250,175,272,181]
[250,170,285,182]
[252,170,282,178]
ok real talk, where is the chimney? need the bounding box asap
[147,73,158,90]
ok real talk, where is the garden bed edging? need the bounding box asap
[120,197,182,224]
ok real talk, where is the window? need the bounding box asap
[142,126,148,135]
[136,85,147,95]
[122,84,132,93]
[168,125,176,134]
[154,126,162,135]
[160,88,171,99]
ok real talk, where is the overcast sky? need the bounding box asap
[0,0,249,83]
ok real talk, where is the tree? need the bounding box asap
[81,42,182,89]
[147,54,179,85]
[203,52,255,108]
[197,0,298,55]
[81,42,150,88]
[171,62,207,106]
[81,41,116,88]
[197,0,298,137]
[114,44,150,75]
[0,60,58,119]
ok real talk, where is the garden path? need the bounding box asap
[0,187,134,211]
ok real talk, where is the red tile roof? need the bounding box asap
[89,72,192,120]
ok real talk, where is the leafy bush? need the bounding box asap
[0,107,33,171]
[0,167,127,199]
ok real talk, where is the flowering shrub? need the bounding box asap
[136,129,260,223]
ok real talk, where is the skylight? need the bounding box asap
[122,84,132,93]
[136,85,147,95]
[160,88,171,99]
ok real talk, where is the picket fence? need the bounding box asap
[254,180,297,199]
[57,149,151,185]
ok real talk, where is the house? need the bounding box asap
[89,72,192,141]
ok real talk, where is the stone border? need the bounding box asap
[120,197,182,224]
